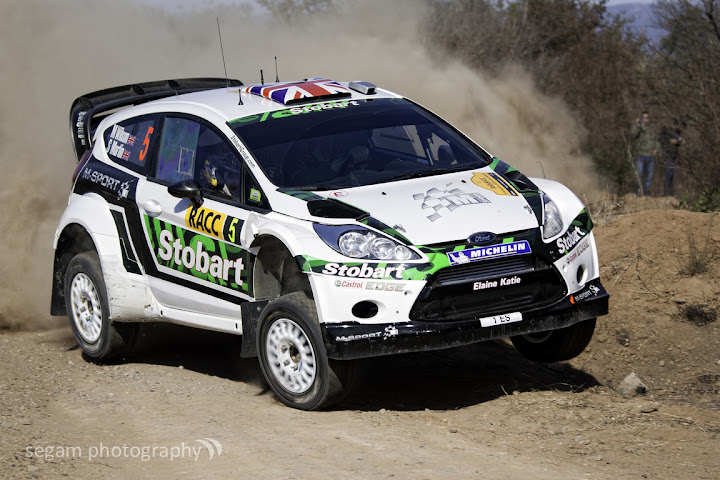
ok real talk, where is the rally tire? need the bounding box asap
[64,252,137,361]
[256,292,350,410]
[510,318,596,363]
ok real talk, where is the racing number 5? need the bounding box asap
[138,127,154,162]
[227,218,239,243]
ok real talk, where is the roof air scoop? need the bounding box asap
[348,81,376,95]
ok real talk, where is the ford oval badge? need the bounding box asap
[467,231,496,245]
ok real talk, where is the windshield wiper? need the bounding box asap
[381,168,462,183]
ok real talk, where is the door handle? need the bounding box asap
[143,200,162,217]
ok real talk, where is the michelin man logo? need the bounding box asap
[453,251,471,264]
[413,187,490,222]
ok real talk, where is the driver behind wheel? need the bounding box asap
[201,157,233,197]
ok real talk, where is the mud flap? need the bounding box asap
[240,300,269,358]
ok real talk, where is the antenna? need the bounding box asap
[216,17,229,87]
[274,56,279,82]
[260,69,264,85]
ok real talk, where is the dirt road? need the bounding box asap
[2,204,719,479]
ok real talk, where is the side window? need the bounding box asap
[155,117,242,202]
[243,166,269,209]
[103,114,159,174]
[155,118,200,184]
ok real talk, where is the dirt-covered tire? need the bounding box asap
[510,318,596,363]
[256,292,353,410]
[64,252,137,361]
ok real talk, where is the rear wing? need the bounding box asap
[69,77,243,161]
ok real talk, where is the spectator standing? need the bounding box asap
[630,112,661,196]
[659,118,685,196]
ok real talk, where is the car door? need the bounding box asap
[135,115,264,317]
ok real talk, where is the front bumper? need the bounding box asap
[322,279,608,360]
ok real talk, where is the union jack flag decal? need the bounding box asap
[242,78,351,105]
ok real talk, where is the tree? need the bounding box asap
[425,0,647,192]
[650,0,720,209]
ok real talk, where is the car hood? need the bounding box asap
[320,169,541,245]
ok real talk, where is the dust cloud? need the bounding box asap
[0,0,599,330]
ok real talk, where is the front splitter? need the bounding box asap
[322,279,609,360]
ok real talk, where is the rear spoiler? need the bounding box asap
[69,77,243,161]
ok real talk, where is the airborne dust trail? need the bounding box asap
[0,0,599,330]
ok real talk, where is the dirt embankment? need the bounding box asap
[1,203,719,479]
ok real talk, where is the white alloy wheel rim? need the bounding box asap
[522,331,553,344]
[70,273,103,343]
[265,317,317,394]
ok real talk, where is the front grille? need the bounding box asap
[435,256,534,286]
[410,259,566,322]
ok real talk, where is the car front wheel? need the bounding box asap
[510,318,596,363]
[257,292,352,410]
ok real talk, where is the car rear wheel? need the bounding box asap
[510,318,596,363]
[257,292,353,410]
[64,252,137,361]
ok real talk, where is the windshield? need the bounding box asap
[229,98,491,190]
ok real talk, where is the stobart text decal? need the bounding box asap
[230,100,360,125]
[144,216,252,295]
[556,226,586,255]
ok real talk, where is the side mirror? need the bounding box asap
[168,179,204,207]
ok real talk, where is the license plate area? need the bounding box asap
[479,312,522,327]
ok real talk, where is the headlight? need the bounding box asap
[314,224,420,261]
[542,192,564,239]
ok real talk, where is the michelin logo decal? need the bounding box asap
[447,240,531,266]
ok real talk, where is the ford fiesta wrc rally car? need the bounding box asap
[51,77,608,410]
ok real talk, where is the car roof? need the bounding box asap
[147,79,403,122]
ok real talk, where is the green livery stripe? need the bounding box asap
[229,99,362,126]
[277,188,324,202]
[358,216,412,245]
[488,157,517,175]
[278,188,411,244]
[569,208,594,233]
[296,254,440,281]
[297,208,594,281]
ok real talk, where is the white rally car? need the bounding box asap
[52,77,608,410]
